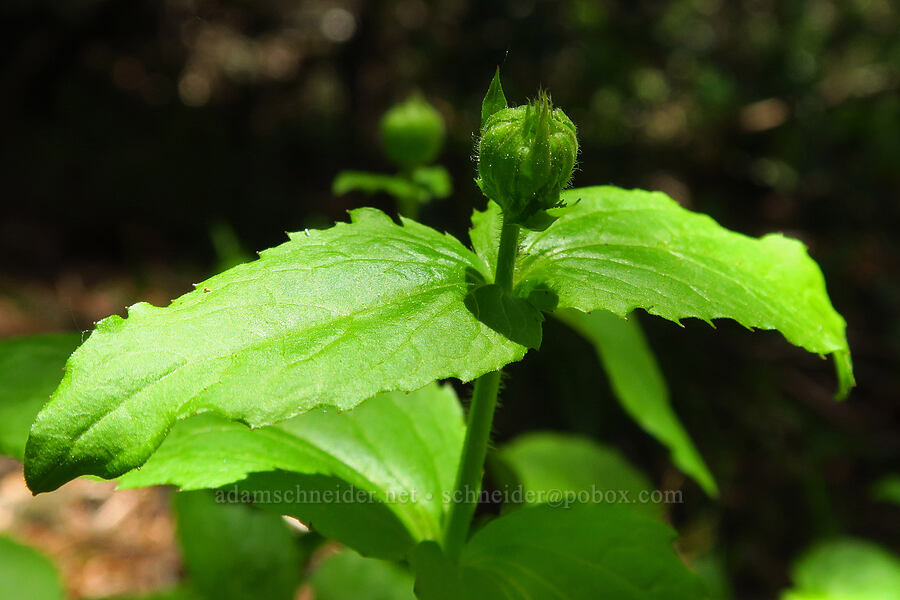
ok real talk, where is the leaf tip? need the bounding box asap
[833,349,855,401]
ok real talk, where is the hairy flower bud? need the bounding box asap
[477,89,578,227]
[379,94,445,167]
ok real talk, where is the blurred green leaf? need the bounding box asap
[0,333,80,460]
[174,490,301,600]
[872,474,900,506]
[410,165,452,199]
[493,431,660,516]
[332,171,419,200]
[309,549,415,600]
[781,538,900,600]
[94,589,201,600]
[0,536,63,600]
[554,309,717,496]
[692,552,733,600]
[333,167,451,210]
[209,220,251,272]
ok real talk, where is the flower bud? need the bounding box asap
[477,90,577,227]
[379,94,445,167]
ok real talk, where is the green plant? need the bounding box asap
[13,70,856,598]
[333,93,452,219]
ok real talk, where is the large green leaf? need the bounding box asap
[493,432,660,516]
[513,187,853,398]
[119,383,465,559]
[26,209,535,493]
[173,490,301,600]
[781,538,900,600]
[413,503,706,599]
[308,549,416,600]
[0,333,80,461]
[0,535,64,600]
[554,309,717,496]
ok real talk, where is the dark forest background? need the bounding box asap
[1,0,898,597]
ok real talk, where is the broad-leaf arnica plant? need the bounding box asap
[20,69,853,599]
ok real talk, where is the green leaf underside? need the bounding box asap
[512,187,852,397]
[0,333,81,461]
[554,309,717,496]
[495,432,660,517]
[26,208,526,493]
[469,200,505,276]
[0,536,64,600]
[119,384,465,559]
[781,538,900,600]
[309,549,416,600]
[413,503,706,600]
[174,490,301,600]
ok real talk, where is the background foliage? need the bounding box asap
[1,0,898,597]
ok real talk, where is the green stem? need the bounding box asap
[442,370,501,559]
[493,219,520,290]
[396,194,419,220]
[442,214,519,561]
[396,168,421,220]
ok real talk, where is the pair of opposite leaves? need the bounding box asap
[24,185,852,494]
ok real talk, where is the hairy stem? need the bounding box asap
[493,219,520,290]
[442,214,519,560]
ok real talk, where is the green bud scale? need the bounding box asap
[379,94,446,167]
[477,78,578,227]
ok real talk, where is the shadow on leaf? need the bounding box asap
[464,282,544,349]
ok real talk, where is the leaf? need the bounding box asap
[691,553,733,600]
[26,209,529,493]
[413,503,707,599]
[469,200,505,276]
[554,309,717,496]
[0,535,64,600]
[481,67,507,129]
[332,171,419,199]
[209,220,252,272]
[872,474,900,507]
[0,333,80,460]
[514,186,853,398]
[118,383,465,559]
[308,548,416,600]
[173,490,301,600]
[493,432,661,517]
[781,538,900,600]
[470,201,714,494]
[410,166,452,199]
[464,284,543,349]
[334,168,451,207]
